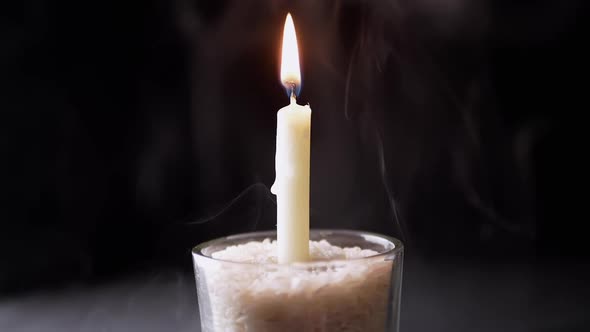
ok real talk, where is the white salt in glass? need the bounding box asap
[192,229,404,332]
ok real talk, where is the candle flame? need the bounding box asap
[280,13,301,97]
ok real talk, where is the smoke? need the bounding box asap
[184,182,274,232]
[347,0,543,251]
[165,0,545,253]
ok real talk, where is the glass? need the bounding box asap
[192,229,404,332]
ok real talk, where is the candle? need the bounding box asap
[271,13,312,264]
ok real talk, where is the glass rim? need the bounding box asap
[192,229,404,267]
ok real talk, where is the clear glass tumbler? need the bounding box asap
[192,229,404,332]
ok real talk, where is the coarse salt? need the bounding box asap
[196,239,394,332]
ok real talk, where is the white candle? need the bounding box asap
[271,13,311,263]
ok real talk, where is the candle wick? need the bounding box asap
[289,83,297,104]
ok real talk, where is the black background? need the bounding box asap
[1,0,588,331]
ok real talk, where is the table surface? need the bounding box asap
[1,258,588,332]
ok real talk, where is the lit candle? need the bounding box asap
[271,13,311,263]
[191,13,404,331]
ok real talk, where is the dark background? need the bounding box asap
[1,0,588,331]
